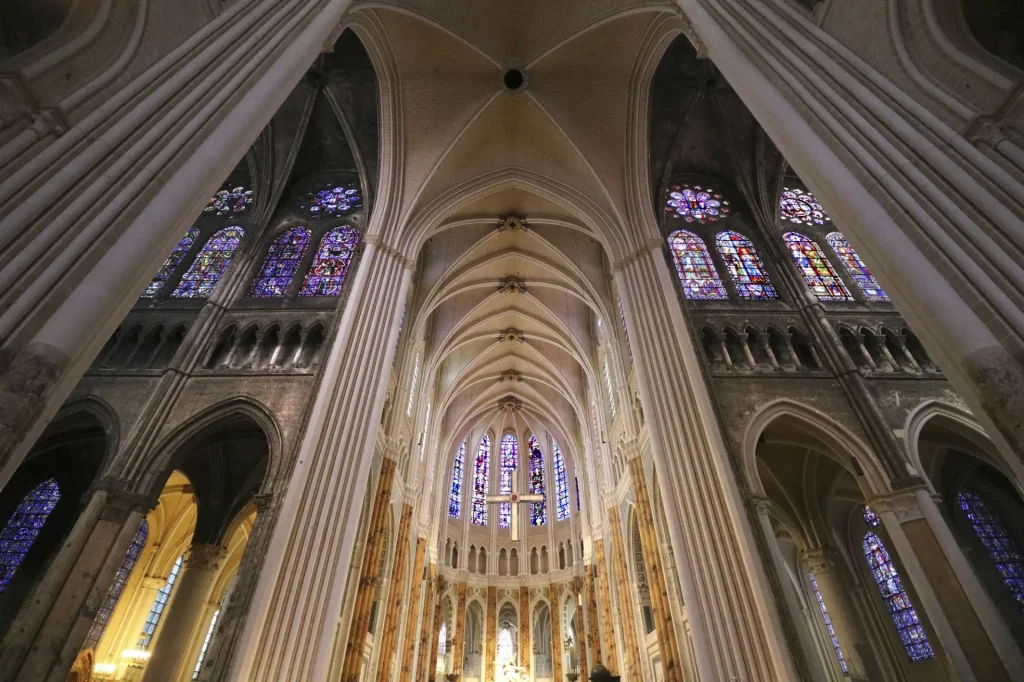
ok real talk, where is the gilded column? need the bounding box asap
[376,503,414,682]
[573,577,590,682]
[608,510,642,680]
[399,537,427,681]
[485,586,497,682]
[518,586,531,675]
[421,572,445,682]
[593,540,618,671]
[549,583,564,682]
[451,583,468,676]
[583,565,602,668]
[340,458,397,682]
[629,457,684,682]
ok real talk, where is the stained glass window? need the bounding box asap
[784,232,852,302]
[864,506,880,528]
[715,231,779,300]
[665,185,730,223]
[407,353,420,416]
[0,479,60,594]
[957,490,1024,610]
[575,477,581,512]
[863,532,933,661]
[437,621,448,673]
[171,227,244,299]
[825,232,888,302]
[499,435,519,529]
[204,186,253,216]
[249,227,310,297]
[299,226,360,297]
[553,440,569,521]
[668,230,728,300]
[528,436,547,526]
[142,227,199,298]
[809,572,848,675]
[603,357,617,420]
[83,520,149,649]
[497,626,515,665]
[192,609,219,680]
[138,555,183,649]
[299,183,362,217]
[780,187,830,225]
[471,436,491,526]
[449,442,466,519]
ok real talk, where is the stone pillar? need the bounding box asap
[592,540,617,671]
[230,244,411,682]
[0,483,148,682]
[484,586,497,682]
[573,577,590,682]
[451,583,468,676]
[399,537,427,682]
[628,457,684,682]
[549,583,563,682]
[607,510,642,680]
[141,544,228,682]
[583,566,601,670]
[518,586,531,675]
[339,458,398,682]
[874,487,1024,680]
[375,503,414,682]
[800,548,871,681]
[421,572,445,682]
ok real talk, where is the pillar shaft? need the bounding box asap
[422,573,445,682]
[573,577,590,682]
[608,510,642,680]
[375,503,414,682]
[593,540,617,671]
[518,586,531,675]
[484,586,497,682]
[549,583,563,682]
[801,548,870,680]
[399,537,427,682]
[451,583,468,675]
[583,565,602,669]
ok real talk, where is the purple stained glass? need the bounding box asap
[668,230,728,300]
[203,186,253,216]
[863,532,934,661]
[83,520,149,649]
[142,227,199,298]
[958,490,1024,610]
[780,187,830,225]
[299,226,360,297]
[249,227,311,298]
[471,436,490,526]
[826,232,888,302]
[715,230,778,300]
[809,572,848,675]
[528,436,547,526]
[784,232,852,302]
[499,434,519,529]
[665,185,729,223]
[0,479,60,594]
[449,442,466,519]
[553,440,569,521]
[299,183,362,217]
[172,226,244,299]
[575,476,581,512]
[864,505,880,527]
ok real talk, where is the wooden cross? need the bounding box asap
[486,468,543,541]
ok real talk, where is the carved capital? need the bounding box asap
[496,215,528,233]
[748,495,773,515]
[497,276,526,294]
[800,547,839,574]
[185,544,229,572]
[497,328,525,343]
[870,488,925,524]
[253,492,275,512]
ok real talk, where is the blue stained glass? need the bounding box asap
[784,232,852,302]
[249,227,311,297]
[863,532,934,661]
[864,506,880,527]
[204,186,253,216]
[576,477,581,512]
[668,230,727,300]
[83,520,149,649]
[958,490,1024,610]
[528,436,547,526]
[826,232,888,302]
[0,479,61,594]
[471,437,490,526]
[138,555,183,649]
[449,442,466,519]
[299,226,360,297]
[499,435,518,529]
[172,227,244,299]
[299,183,362,217]
[715,231,779,300]
[142,227,199,298]
[665,185,730,223]
[553,441,569,521]
[809,572,848,675]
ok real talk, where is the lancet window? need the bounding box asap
[0,479,61,594]
[825,232,888,302]
[575,477,581,512]
[603,357,616,420]
[863,532,933,661]
[957,490,1024,609]
[667,230,728,300]
[192,609,220,680]
[499,434,519,529]
[528,436,547,526]
[250,227,311,297]
[715,231,778,299]
[553,440,569,520]
[471,436,490,526]
[783,232,852,302]
[83,520,149,649]
[449,441,466,519]
[138,555,183,649]
[172,226,245,298]
[809,572,848,675]
[299,226,360,296]
[142,227,199,298]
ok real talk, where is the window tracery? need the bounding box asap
[958,490,1024,609]
[783,232,852,302]
[250,227,311,297]
[299,183,362,217]
[825,232,888,302]
[204,186,253,216]
[779,187,830,225]
[863,532,933,661]
[668,230,728,300]
[528,436,547,526]
[172,226,245,299]
[142,227,199,298]
[299,226,360,297]
[664,185,729,223]
[715,230,778,299]
[0,479,61,594]
[449,442,466,519]
[471,436,491,526]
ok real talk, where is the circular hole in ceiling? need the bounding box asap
[503,69,524,90]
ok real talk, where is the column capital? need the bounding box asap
[363,234,417,269]
[610,238,665,273]
[869,487,927,523]
[252,491,275,512]
[799,546,840,574]
[185,544,229,572]
[90,477,155,522]
[749,495,773,515]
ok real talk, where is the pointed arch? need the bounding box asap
[499,434,519,529]
[667,229,727,300]
[715,230,778,299]
[825,232,888,301]
[172,226,245,298]
[528,435,547,526]
[299,225,360,297]
[449,441,467,519]
[142,226,199,298]
[0,479,61,594]
[862,532,933,661]
[249,226,311,297]
[471,435,491,526]
[783,232,851,302]
[553,439,569,521]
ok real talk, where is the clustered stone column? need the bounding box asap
[607,511,642,679]
[583,564,602,669]
[485,586,497,682]
[573,577,590,682]
[451,583,468,676]
[375,503,414,682]
[628,457,684,682]
[423,573,446,682]
[549,583,563,682]
[592,540,618,672]
[518,586,531,675]
[799,547,870,681]
[399,537,427,681]
[339,457,398,682]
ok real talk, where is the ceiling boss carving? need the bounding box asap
[497,276,526,294]
[498,370,523,383]
[499,396,524,412]
[496,215,528,233]
[497,328,525,343]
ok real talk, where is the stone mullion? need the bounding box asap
[421,571,444,682]
[375,503,414,682]
[572,578,590,682]
[339,457,397,682]
[617,251,792,681]
[592,540,617,671]
[399,537,427,682]
[484,586,497,682]
[549,583,564,682]
[608,511,642,680]
[583,565,602,668]
[518,586,531,675]
[451,583,468,677]
[628,457,684,682]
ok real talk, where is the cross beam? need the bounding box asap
[486,469,543,541]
